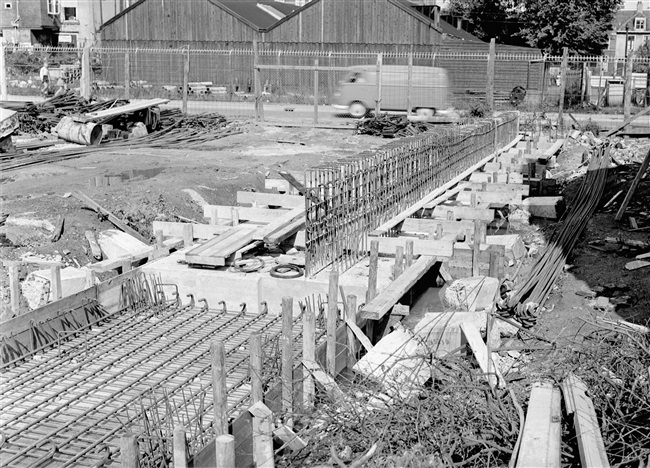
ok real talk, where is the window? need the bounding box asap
[4,2,12,9]
[47,0,59,15]
[634,18,646,31]
[627,35,636,52]
[63,6,77,21]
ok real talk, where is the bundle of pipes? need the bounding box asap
[356,114,437,138]
[500,143,611,325]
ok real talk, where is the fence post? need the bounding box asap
[229,49,234,99]
[540,55,547,107]
[407,46,413,118]
[253,38,264,122]
[173,425,188,468]
[624,50,634,120]
[303,299,315,410]
[327,268,339,376]
[486,38,496,110]
[182,46,190,114]
[557,47,569,131]
[249,401,274,468]
[314,59,319,125]
[215,434,236,468]
[120,433,140,468]
[346,294,358,369]
[124,50,130,100]
[250,332,263,404]
[50,265,62,301]
[211,340,228,436]
[596,57,603,111]
[375,53,383,115]
[8,264,20,315]
[0,37,7,101]
[281,296,293,415]
[81,43,91,99]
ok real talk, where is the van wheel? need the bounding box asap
[348,102,368,118]
[416,108,436,117]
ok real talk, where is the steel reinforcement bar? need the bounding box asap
[304,112,519,276]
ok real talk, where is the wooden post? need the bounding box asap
[124,50,130,100]
[489,250,499,278]
[211,340,228,436]
[367,240,379,302]
[250,332,263,404]
[540,56,547,107]
[405,239,414,268]
[623,50,635,121]
[314,59,319,125]
[394,246,404,279]
[182,46,190,114]
[182,223,193,248]
[486,38,496,110]
[50,265,62,301]
[0,37,7,101]
[80,43,91,100]
[303,299,316,410]
[557,47,569,130]
[615,148,650,221]
[173,425,188,468]
[281,296,293,414]
[228,49,235,99]
[231,207,239,227]
[375,53,383,115]
[253,38,264,122]
[472,220,485,277]
[406,46,413,117]
[121,259,132,274]
[327,268,339,376]
[155,230,164,249]
[346,294,358,369]
[8,264,20,315]
[215,434,236,468]
[596,57,604,111]
[120,433,140,468]
[249,401,274,468]
[84,268,95,289]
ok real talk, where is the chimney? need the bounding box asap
[457,18,463,30]
[638,1,644,13]
[433,6,440,29]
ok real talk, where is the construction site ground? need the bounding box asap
[1,112,649,465]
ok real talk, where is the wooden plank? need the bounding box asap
[203,205,289,224]
[516,382,562,468]
[561,374,609,468]
[432,205,494,222]
[252,207,305,242]
[360,255,439,321]
[152,221,231,239]
[185,225,260,266]
[302,359,345,401]
[236,191,304,208]
[278,170,306,194]
[264,216,305,246]
[74,191,150,244]
[542,139,565,160]
[459,322,504,389]
[456,191,523,206]
[88,238,183,273]
[469,172,524,184]
[465,182,530,195]
[371,237,454,258]
[400,218,475,239]
[273,425,307,452]
[74,98,169,122]
[346,318,373,352]
[605,105,650,137]
[615,148,650,221]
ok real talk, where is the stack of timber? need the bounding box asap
[181,190,307,268]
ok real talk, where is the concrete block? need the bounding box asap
[97,229,150,259]
[414,310,487,356]
[443,276,499,311]
[522,197,565,220]
[21,267,89,310]
[486,234,526,261]
[352,328,430,398]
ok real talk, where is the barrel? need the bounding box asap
[55,116,102,146]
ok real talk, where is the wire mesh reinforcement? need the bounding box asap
[304,112,519,276]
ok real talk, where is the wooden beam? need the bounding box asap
[459,322,504,389]
[456,191,523,206]
[74,191,149,244]
[432,205,494,222]
[263,215,305,246]
[88,238,183,273]
[464,182,529,195]
[185,225,260,267]
[360,256,439,321]
[562,374,610,468]
[253,207,305,242]
[236,191,303,208]
[371,237,454,258]
[278,170,306,194]
[74,98,169,122]
[302,359,345,401]
[400,218,474,239]
[204,205,289,224]
[605,105,650,137]
[516,381,562,468]
[152,221,231,239]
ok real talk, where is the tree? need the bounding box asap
[516,0,622,55]
[445,0,527,46]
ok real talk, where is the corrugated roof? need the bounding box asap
[215,0,300,30]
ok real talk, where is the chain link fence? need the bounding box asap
[2,43,649,124]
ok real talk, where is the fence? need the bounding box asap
[2,43,649,124]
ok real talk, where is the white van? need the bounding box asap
[332,65,451,118]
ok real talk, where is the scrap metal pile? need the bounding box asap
[356,114,439,138]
